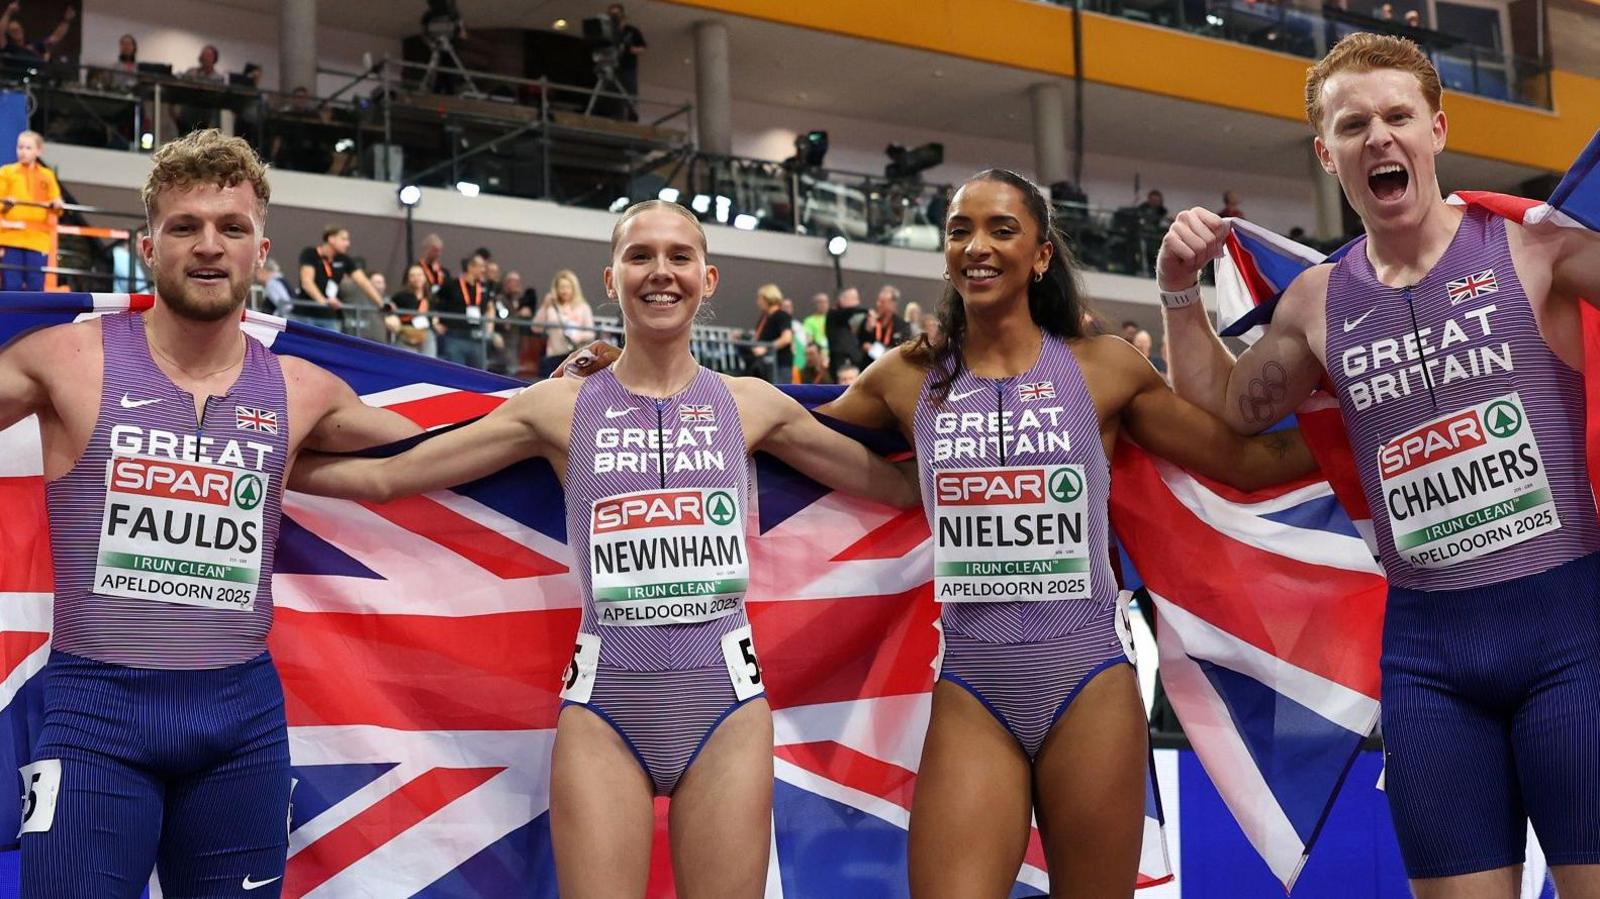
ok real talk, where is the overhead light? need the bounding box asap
[608,196,631,213]
[1206,13,1224,25]
[826,235,848,257]
[732,214,758,231]
[456,181,481,197]
[714,196,732,224]
[553,18,569,29]
[658,187,681,203]
[140,132,154,150]
[690,193,712,214]
[397,184,422,207]
[334,138,355,154]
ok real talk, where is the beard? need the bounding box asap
[154,269,248,322]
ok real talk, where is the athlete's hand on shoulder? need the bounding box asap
[1157,208,1231,292]
[554,341,621,379]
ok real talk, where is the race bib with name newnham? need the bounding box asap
[94,454,267,611]
[1378,392,1560,569]
[589,488,748,626]
[933,465,1090,602]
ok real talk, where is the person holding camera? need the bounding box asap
[607,4,645,120]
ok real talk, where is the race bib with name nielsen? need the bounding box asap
[932,465,1090,602]
[1377,392,1560,569]
[589,487,748,626]
[93,454,267,611]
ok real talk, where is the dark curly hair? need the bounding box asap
[909,169,1088,402]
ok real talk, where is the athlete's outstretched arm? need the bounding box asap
[733,377,920,509]
[290,379,568,501]
[812,345,920,432]
[284,358,424,454]
[1118,346,1319,491]
[1158,208,1325,434]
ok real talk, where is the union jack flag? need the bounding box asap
[235,404,279,435]
[1446,268,1500,305]
[679,403,715,423]
[0,296,1170,896]
[1018,381,1055,402]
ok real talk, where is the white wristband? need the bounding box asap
[1159,285,1201,310]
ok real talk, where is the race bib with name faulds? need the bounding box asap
[1377,392,1560,569]
[589,487,748,626]
[932,465,1090,602]
[94,454,267,611]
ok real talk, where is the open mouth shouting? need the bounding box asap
[1366,162,1410,204]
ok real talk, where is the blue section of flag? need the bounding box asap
[413,817,558,898]
[270,322,520,396]
[275,515,383,579]
[1549,128,1600,232]
[290,762,399,829]
[1258,495,1361,539]
[1195,659,1363,845]
[773,780,913,898]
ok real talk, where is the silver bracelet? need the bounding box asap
[1159,285,1201,310]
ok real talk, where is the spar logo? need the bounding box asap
[1048,467,1083,503]
[936,468,1047,505]
[1378,410,1485,477]
[1483,400,1522,438]
[593,490,705,534]
[705,491,737,526]
[109,457,233,506]
[233,474,264,511]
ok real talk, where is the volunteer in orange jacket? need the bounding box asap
[0,130,63,291]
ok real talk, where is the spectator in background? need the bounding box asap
[606,4,646,121]
[1132,328,1168,375]
[825,286,868,378]
[0,130,60,291]
[368,272,388,298]
[920,310,941,343]
[533,268,595,377]
[749,283,794,383]
[256,258,293,317]
[860,285,908,364]
[235,62,266,146]
[417,233,448,294]
[836,363,860,386]
[803,291,829,362]
[1403,8,1421,26]
[903,301,923,338]
[433,253,491,368]
[782,295,809,376]
[1218,190,1245,219]
[174,45,226,135]
[1140,190,1169,222]
[483,260,502,300]
[0,1,74,68]
[1120,320,1140,342]
[296,225,386,331]
[185,44,224,83]
[391,264,437,357]
[1376,2,1395,19]
[798,343,830,385]
[95,33,139,91]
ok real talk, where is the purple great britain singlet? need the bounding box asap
[1324,206,1600,590]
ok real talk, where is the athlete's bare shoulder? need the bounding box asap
[1275,263,1334,330]
[11,316,102,375]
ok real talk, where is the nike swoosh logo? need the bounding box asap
[948,388,986,403]
[604,406,638,419]
[242,875,282,891]
[1342,308,1375,333]
[119,394,162,409]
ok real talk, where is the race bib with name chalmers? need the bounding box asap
[1377,392,1560,569]
[589,487,748,626]
[93,454,267,611]
[932,465,1091,602]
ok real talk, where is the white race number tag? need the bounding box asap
[932,465,1091,602]
[589,488,748,626]
[720,625,764,701]
[94,454,267,611]
[1377,392,1560,569]
[18,759,60,836]
[559,633,601,703]
[465,305,483,322]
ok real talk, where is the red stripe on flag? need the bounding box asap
[1224,231,1277,304]
[128,294,155,311]
[1110,441,1385,697]
[750,587,937,710]
[270,608,578,730]
[829,507,931,562]
[383,392,507,429]
[776,740,917,810]
[0,477,51,592]
[359,495,569,579]
[647,797,677,899]
[284,766,502,896]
